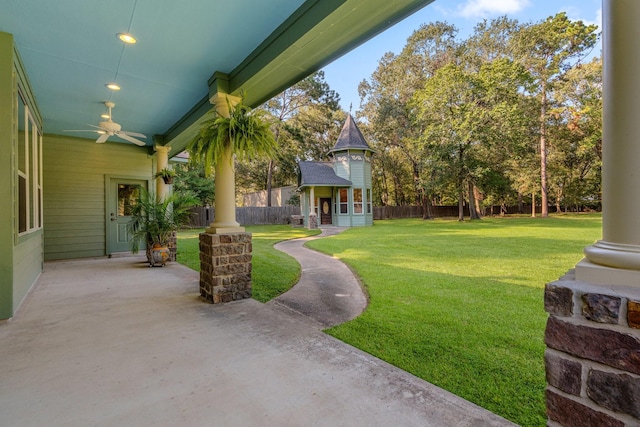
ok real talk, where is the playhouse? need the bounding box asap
[298,115,374,228]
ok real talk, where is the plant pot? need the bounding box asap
[148,243,170,267]
[162,176,174,185]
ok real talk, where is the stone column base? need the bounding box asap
[308,212,318,229]
[199,232,252,304]
[544,269,640,427]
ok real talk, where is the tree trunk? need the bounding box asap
[473,184,483,217]
[458,146,465,221]
[540,82,549,217]
[266,159,273,207]
[468,180,481,220]
[531,192,536,218]
[421,193,433,220]
[518,192,524,214]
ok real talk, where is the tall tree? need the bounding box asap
[547,57,602,211]
[359,22,459,217]
[510,12,599,216]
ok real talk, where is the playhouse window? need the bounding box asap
[353,188,363,214]
[339,188,348,214]
[367,189,372,214]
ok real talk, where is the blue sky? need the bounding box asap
[322,0,602,112]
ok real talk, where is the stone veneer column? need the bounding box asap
[199,233,252,303]
[544,2,640,426]
[544,272,640,426]
[198,92,251,303]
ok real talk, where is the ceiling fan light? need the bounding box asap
[101,113,110,119]
[96,130,107,135]
[117,33,137,44]
[105,83,121,91]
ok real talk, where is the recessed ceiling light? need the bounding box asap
[117,33,137,44]
[106,83,121,91]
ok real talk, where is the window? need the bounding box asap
[353,188,363,214]
[339,188,348,214]
[366,189,372,214]
[118,184,141,216]
[18,94,27,233]
[17,90,43,236]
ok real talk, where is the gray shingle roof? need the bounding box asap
[329,114,373,153]
[298,161,352,188]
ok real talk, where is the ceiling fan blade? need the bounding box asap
[119,130,147,138]
[116,132,146,146]
[96,133,109,143]
[63,129,101,133]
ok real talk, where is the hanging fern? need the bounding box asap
[187,97,277,175]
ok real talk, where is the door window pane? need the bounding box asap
[118,184,140,216]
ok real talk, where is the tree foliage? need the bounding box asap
[358,13,601,218]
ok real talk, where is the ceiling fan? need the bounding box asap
[66,102,147,146]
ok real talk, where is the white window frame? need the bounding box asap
[353,188,363,215]
[339,188,349,215]
[17,90,43,237]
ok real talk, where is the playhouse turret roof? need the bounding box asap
[298,161,352,189]
[329,114,373,153]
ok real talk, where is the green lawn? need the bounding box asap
[176,225,320,302]
[304,214,602,427]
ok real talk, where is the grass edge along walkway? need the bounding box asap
[176,225,320,302]
[305,214,602,427]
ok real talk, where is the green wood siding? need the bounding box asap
[43,135,153,260]
[13,232,42,311]
[1,33,45,319]
[350,162,365,187]
[0,33,15,318]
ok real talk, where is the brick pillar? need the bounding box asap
[199,232,252,303]
[544,271,640,427]
[168,230,177,262]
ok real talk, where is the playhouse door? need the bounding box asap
[320,198,332,225]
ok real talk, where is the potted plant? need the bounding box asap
[127,188,196,266]
[154,167,177,184]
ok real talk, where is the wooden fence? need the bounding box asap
[374,204,559,220]
[188,204,560,226]
[188,206,301,227]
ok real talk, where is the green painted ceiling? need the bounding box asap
[1,0,434,155]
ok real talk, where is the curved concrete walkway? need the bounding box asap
[270,227,367,328]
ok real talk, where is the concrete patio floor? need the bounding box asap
[0,255,516,426]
